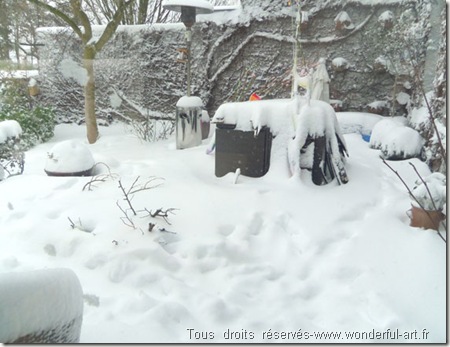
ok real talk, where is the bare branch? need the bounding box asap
[139,207,178,225]
[82,162,118,191]
[118,179,137,216]
[26,0,83,38]
[116,200,136,229]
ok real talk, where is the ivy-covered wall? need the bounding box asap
[35,0,439,123]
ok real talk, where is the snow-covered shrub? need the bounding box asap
[411,172,446,211]
[0,80,55,150]
[370,118,424,160]
[0,120,24,179]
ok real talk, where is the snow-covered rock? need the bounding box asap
[0,268,83,343]
[45,140,95,175]
[370,118,424,160]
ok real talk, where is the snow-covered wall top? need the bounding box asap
[35,0,437,123]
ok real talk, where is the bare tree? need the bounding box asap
[83,0,177,25]
[26,0,133,144]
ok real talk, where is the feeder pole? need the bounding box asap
[185,26,192,96]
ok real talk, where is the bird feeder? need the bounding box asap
[162,0,213,97]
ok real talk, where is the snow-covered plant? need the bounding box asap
[411,172,446,211]
[0,120,24,179]
[0,80,55,150]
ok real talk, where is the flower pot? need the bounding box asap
[408,205,445,231]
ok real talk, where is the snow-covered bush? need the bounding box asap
[0,80,55,150]
[0,120,24,179]
[370,118,424,160]
[411,172,446,211]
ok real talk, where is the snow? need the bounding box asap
[335,11,352,24]
[370,118,425,159]
[396,92,410,106]
[411,172,446,210]
[0,70,39,80]
[334,11,355,29]
[378,10,394,23]
[332,57,349,68]
[336,112,382,136]
[162,0,214,13]
[368,100,388,110]
[0,118,446,343]
[45,140,95,173]
[28,78,37,87]
[176,96,204,108]
[0,268,83,342]
[212,98,296,135]
[59,59,88,86]
[0,120,22,144]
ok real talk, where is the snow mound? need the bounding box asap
[370,118,424,159]
[0,268,83,343]
[45,140,95,173]
[0,120,22,144]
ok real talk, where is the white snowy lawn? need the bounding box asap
[0,117,446,343]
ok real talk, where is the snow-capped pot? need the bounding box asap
[408,172,446,231]
[45,140,95,176]
[411,172,446,211]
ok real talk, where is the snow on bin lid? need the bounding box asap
[176,96,204,108]
[162,0,214,14]
[45,140,95,173]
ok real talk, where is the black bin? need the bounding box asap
[215,124,272,177]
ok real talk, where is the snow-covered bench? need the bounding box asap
[0,268,84,343]
[0,120,24,180]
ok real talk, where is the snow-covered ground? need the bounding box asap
[0,116,446,343]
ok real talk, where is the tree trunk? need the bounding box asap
[0,0,10,61]
[83,46,98,144]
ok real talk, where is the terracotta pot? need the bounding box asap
[408,205,445,231]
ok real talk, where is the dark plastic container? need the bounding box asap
[215,124,272,178]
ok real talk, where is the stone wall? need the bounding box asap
[35,0,437,123]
